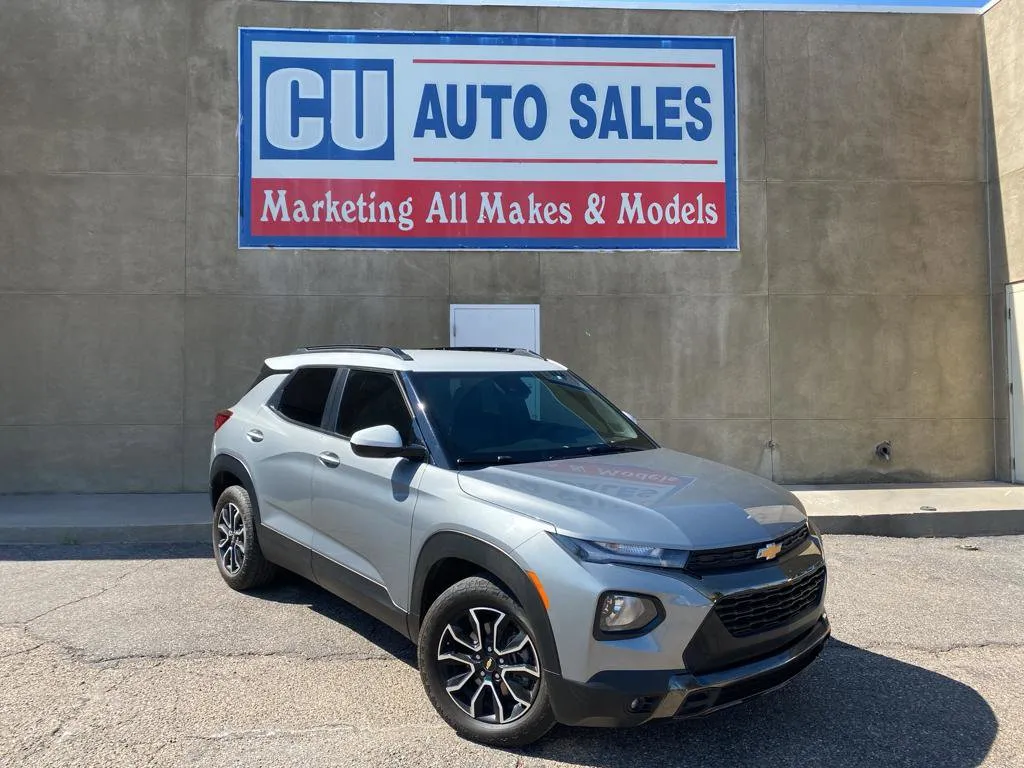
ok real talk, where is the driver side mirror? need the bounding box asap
[350,424,427,461]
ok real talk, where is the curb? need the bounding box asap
[0,523,210,546]
[808,509,1024,538]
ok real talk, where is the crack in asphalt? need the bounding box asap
[86,649,401,666]
[0,641,45,659]
[16,559,155,625]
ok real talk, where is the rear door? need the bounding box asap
[253,366,340,548]
[311,368,426,612]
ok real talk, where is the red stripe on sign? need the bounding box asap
[412,59,716,68]
[249,179,728,241]
[412,158,719,165]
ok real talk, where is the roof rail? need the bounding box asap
[291,345,413,361]
[425,346,544,359]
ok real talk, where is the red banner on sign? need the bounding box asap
[250,179,727,241]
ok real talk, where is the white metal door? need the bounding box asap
[449,304,540,352]
[1007,283,1024,482]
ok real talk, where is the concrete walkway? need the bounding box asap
[0,483,1022,544]
[794,482,1024,537]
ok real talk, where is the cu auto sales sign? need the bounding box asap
[239,29,738,250]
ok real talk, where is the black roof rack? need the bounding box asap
[425,346,544,359]
[291,345,413,361]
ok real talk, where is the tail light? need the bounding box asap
[214,409,233,432]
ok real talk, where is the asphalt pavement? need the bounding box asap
[1,536,1022,767]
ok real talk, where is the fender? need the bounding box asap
[209,454,261,521]
[409,531,562,676]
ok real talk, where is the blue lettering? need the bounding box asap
[481,85,512,139]
[570,83,597,139]
[655,86,682,141]
[685,86,712,141]
[445,84,477,140]
[414,84,446,138]
[629,86,653,140]
[513,84,547,141]
[598,86,627,140]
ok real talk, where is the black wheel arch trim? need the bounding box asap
[409,531,562,676]
[210,454,262,524]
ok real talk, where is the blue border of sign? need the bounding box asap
[238,28,739,251]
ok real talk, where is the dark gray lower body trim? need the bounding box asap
[311,552,411,639]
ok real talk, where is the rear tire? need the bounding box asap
[418,575,556,747]
[213,485,277,591]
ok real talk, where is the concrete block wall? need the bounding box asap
[985,0,1024,480]
[0,0,995,491]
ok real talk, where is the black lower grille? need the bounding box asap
[685,524,809,575]
[675,637,826,718]
[714,566,826,638]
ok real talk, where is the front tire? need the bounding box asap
[212,485,277,591]
[418,575,556,747]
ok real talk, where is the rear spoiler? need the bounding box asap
[247,361,291,392]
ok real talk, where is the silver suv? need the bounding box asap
[210,345,829,746]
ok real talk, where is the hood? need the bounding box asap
[457,448,806,549]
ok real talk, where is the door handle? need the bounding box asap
[318,451,341,468]
[246,429,264,443]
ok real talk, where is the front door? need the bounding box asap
[450,304,540,352]
[311,368,425,612]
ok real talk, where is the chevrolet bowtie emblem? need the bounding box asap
[756,541,782,561]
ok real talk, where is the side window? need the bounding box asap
[274,367,337,428]
[336,370,413,443]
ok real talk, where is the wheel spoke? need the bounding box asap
[491,612,507,647]
[496,630,530,656]
[232,543,244,569]
[504,677,533,707]
[217,522,231,540]
[468,679,487,718]
[445,668,476,693]
[487,681,506,723]
[501,663,540,678]
[440,623,480,654]
[468,608,486,650]
[438,650,475,668]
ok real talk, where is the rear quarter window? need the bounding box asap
[272,367,337,428]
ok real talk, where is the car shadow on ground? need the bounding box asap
[253,570,418,666]
[252,574,998,768]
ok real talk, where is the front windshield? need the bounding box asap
[408,370,658,466]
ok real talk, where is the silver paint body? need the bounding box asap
[212,350,821,685]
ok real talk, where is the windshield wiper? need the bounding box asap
[582,443,645,456]
[455,455,516,467]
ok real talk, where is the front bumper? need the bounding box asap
[546,615,830,728]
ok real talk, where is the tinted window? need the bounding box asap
[409,370,656,466]
[275,367,336,428]
[336,370,413,443]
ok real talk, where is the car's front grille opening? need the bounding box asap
[713,565,826,638]
[685,523,810,575]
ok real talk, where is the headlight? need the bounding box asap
[551,533,689,568]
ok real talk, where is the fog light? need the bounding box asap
[627,695,658,713]
[596,593,661,634]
